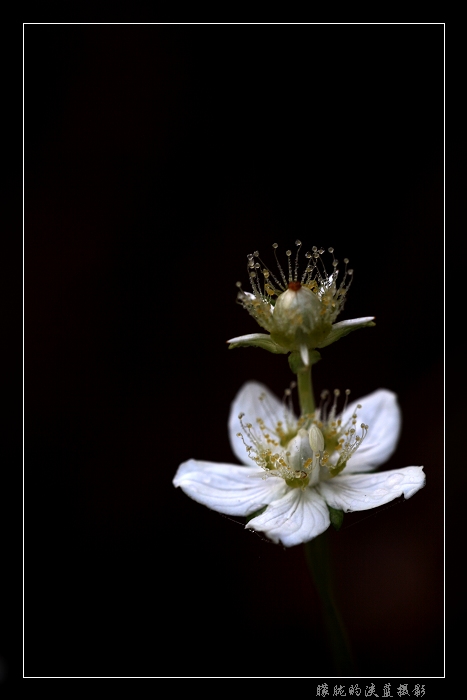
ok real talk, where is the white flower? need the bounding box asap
[230,241,375,362]
[173,381,425,547]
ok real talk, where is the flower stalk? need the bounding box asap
[293,357,354,674]
[305,532,355,674]
[296,363,315,418]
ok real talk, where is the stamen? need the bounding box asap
[313,389,368,477]
[235,384,367,486]
[286,249,293,282]
[293,239,302,281]
[235,386,320,484]
[283,380,297,416]
[272,243,288,288]
[343,388,351,413]
[238,243,353,328]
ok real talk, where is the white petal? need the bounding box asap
[340,389,402,473]
[333,316,376,326]
[246,487,330,547]
[317,466,426,512]
[226,333,288,354]
[300,344,310,367]
[228,381,297,466]
[173,459,288,516]
[317,317,376,348]
[287,429,315,472]
[309,424,325,453]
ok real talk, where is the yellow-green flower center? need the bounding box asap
[236,387,368,487]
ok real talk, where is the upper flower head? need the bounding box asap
[229,241,375,362]
[236,241,353,352]
[173,382,426,547]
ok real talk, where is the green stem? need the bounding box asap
[297,365,354,675]
[304,532,355,674]
[296,363,315,417]
[294,353,353,672]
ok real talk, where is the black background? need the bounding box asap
[25,24,444,679]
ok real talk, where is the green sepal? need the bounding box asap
[227,333,289,354]
[327,505,344,531]
[246,505,267,523]
[288,349,321,374]
[317,318,376,349]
